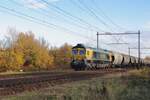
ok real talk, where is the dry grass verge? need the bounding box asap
[1,68,150,100]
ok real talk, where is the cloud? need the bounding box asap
[23,0,60,9]
[22,0,46,9]
[143,21,150,30]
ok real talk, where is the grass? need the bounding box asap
[0,69,73,77]
[129,67,150,77]
[1,67,150,100]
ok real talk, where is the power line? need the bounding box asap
[70,0,104,24]
[91,0,126,43]
[97,31,141,69]
[0,7,53,29]
[76,0,124,43]
[69,0,108,32]
[129,48,150,49]
[70,0,118,32]
[92,0,126,31]
[39,0,115,46]
[11,0,96,32]
[3,1,111,46]
[69,0,87,13]
[77,0,113,32]
[0,4,96,41]
[92,0,126,43]
[9,0,106,45]
[10,0,93,32]
[107,43,129,45]
[41,0,105,32]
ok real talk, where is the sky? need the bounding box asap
[0,0,150,58]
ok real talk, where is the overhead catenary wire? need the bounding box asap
[92,0,126,31]
[1,1,145,58]
[92,0,129,43]
[0,4,97,42]
[4,1,110,47]
[9,0,107,45]
[92,0,125,42]
[75,0,127,42]
[69,0,87,13]
[70,0,118,32]
[11,0,101,34]
[40,0,111,45]
[77,0,114,32]
[70,0,103,23]
[10,0,94,32]
[76,0,125,44]
[3,0,121,44]
[39,0,114,46]
[40,0,106,32]
[69,0,119,46]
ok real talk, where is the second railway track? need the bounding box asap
[0,68,127,96]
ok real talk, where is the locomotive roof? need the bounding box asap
[73,44,110,53]
[72,44,144,60]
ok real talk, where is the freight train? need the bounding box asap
[71,44,150,70]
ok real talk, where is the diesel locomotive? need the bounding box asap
[71,44,150,70]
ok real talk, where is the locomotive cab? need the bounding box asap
[71,44,111,70]
[71,44,86,70]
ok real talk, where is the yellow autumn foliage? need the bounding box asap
[0,28,73,72]
[0,31,54,72]
[15,32,54,71]
[50,43,72,69]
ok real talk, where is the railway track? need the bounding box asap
[0,71,69,78]
[0,68,127,96]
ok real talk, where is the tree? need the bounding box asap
[15,32,54,71]
[0,28,24,71]
[0,29,54,72]
[4,48,24,71]
[0,28,73,72]
[50,43,72,69]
